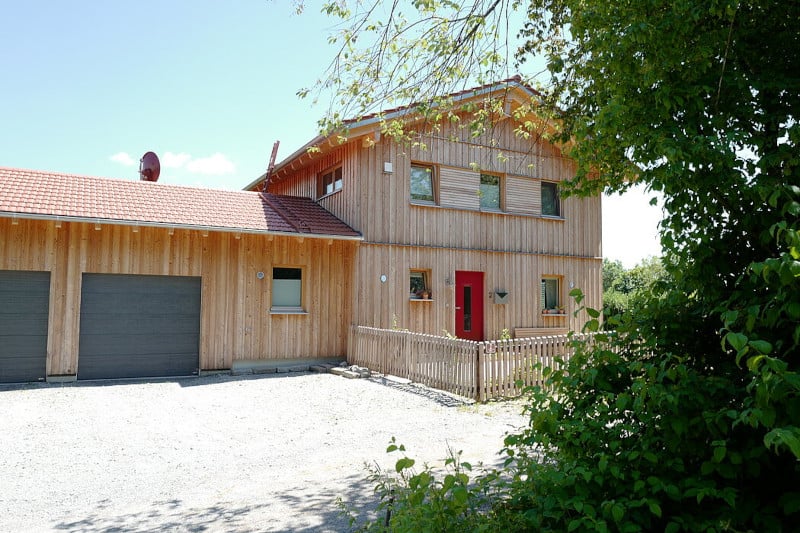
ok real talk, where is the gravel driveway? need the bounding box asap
[1,372,528,532]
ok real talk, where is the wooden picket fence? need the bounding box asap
[348,325,592,401]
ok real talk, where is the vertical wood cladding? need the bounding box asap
[352,243,602,340]
[0,218,356,375]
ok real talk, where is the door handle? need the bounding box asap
[455,306,461,310]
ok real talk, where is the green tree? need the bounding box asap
[603,257,667,318]
[308,1,800,530]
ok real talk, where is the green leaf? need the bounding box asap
[726,332,748,352]
[713,446,726,463]
[764,427,800,459]
[649,501,662,518]
[611,502,624,523]
[395,457,415,472]
[748,339,773,354]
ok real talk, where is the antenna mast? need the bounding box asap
[262,141,280,193]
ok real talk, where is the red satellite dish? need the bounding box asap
[139,151,161,182]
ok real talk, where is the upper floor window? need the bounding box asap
[480,173,502,210]
[318,165,343,198]
[410,163,436,204]
[541,181,560,216]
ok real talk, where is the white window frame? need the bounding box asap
[318,165,343,199]
[271,266,306,314]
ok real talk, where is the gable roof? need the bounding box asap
[0,167,361,240]
[244,76,544,191]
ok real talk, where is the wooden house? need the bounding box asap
[0,168,360,383]
[247,78,603,342]
[0,79,601,384]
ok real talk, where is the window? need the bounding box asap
[541,277,560,312]
[541,181,560,216]
[480,173,502,210]
[272,267,303,312]
[409,269,431,299]
[318,166,343,198]
[410,163,436,204]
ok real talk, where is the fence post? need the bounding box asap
[475,343,484,403]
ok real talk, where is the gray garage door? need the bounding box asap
[0,270,50,383]
[78,274,201,380]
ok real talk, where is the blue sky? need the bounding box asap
[0,1,661,267]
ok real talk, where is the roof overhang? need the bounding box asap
[0,211,363,242]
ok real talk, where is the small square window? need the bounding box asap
[541,277,560,311]
[272,267,303,311]
[318,166,343,198]
[410,163,436,204]
[542,181,560,216]
[409,269,431,299]
[480,173,502,210]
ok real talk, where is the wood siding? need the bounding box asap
[0,217,356,376]
[266,114,603,342]
[352,243,602,339]
[268,119,601,261]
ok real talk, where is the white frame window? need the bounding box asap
[271,267,304,313]
[318,165,343,198]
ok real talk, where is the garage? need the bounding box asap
[78,274,201,380]
[0,270,50,383]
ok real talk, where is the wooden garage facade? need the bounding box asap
[0,169,360,382]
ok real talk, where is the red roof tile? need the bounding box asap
[0,167,360,239]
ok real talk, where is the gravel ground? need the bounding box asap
[0,372,528,532]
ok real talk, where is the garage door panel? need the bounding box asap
[79,294,201,316]
[78,315,200,336]
[0,315,49,336]
[79,333,200,356]
[78,274,200,380]
[0,270,49,383]
[79,353,199,380]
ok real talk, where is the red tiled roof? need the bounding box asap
[0,167,361,239]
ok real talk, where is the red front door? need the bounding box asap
[455,271,484,341]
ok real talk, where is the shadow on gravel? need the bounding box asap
[0,371,326,393]
[49,471,380,533]
[366,375,473,408]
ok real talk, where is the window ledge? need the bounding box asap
[410,298,435,302]
[270,307,308,315]
[410,200,438,207]
[542,313,567,317]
